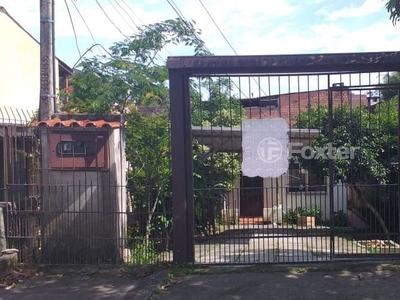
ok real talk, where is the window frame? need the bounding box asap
[287,162,327,193]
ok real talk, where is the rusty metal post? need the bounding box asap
[169,69,195,264]
[39,0,55,121]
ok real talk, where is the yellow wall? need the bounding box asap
[0,9,60,117]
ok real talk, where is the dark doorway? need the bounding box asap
[240,176,263,217]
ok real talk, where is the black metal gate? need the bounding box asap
[0,108,41,263]
[328,83,400,260]
[168,52,400,264]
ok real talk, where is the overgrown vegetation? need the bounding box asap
[63,18,244,262]
[283,206,322,225]
[295,74,399,238]
[191,77,245,236]
[332,210,350,227]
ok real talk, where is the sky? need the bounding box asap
[1,0,399,69]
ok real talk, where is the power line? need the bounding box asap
[70,0,105,57]
[198,0,266,97]
[198,0,237,55]
[107,0,137,34]
[120,0,147,25]
[64,0,81,58]
[72,43,115,69]
[166,0,211,54]
[120,0,172,57]
[166,0,248,98]
[115,0,140,29]
[95,0,128,39]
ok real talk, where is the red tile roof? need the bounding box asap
[36,114,123,128]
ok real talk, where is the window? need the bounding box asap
[239,96,279,108]
[49,133,108,170]
[287,163,326,192]
[57,140,97,157]
[259,97,279,108]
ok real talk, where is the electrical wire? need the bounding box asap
[115,0,140,28]
[198,0,237,55]
[107,0,137,34]
[166,0,211,54]
[70,0,106,57]
[120,0,145,24]
[198,0,266,98]
[95,0,129,39]
[165,0,249,98]
[64,0,82,58]
[72,43,115,69]
[120,0,172,57]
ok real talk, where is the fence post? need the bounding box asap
[169,69,195,264]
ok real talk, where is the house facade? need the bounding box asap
[209,89,371,224]
[0,6,72,113]
[0,5,73,233]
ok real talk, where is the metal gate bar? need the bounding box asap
[168,51,400,265]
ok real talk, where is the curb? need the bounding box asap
[123,270,168,300]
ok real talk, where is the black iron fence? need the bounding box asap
[1,109,173,265]
[6,183,173,265]
[1,52,400,266]
[168,52,400,264]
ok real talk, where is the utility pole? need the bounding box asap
[39,0,55,121]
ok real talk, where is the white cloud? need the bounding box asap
[1,0,399,67]
[311,21,400,52]
[232,18,400,57]
[321,0,383,21]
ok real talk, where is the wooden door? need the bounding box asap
[240,176,263,217]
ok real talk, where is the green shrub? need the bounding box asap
[129,238,158,265]
[333,210,350,227]
[283,208,299,224]
[283,206,323,225]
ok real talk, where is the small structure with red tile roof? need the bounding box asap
[36,113,129,263]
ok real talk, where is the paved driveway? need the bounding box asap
[195,224,373,264]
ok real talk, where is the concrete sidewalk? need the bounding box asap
[1,263,400,300]
[0,271,167,300]
[154,265,400,300]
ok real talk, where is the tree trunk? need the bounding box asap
[160,197,170,252]
[352,184,391,242]
[145,185,163,249]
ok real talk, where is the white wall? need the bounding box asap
[278,174,347,221]
[224,174,348,222]
[0,9,60,115]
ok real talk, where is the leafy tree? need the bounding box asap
[191,77,245,235]
[295,90,398,236]
[62,18,211,260]
[381,72,400,100]
[62,18,210,114]
[191,78,244,127]
[385,0,400,25]
[125,109,172,254]
[296,103,395,185]
[63,18,244,256]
